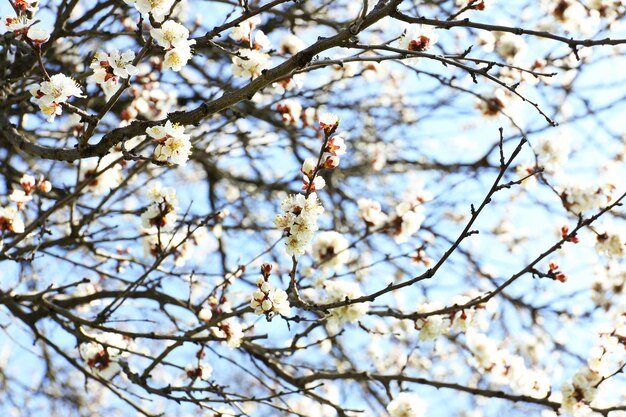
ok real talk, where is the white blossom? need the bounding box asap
[387,392,427,417]
[232,49,270,79]
[146,120,192,165]
[29,74,84,122]
[312,231,350,269]
[357,198,388,228]
[127,0,175,23]
[323,280,369,333]
[0,206,24,234]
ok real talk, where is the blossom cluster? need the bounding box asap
[150,20,196,72]
[273,113,345,257]
[90,49,138,98]
[250,263,291,318]
[467,330,551,397]
[322,280,369,333]
[560,182,612,214]
[594,223,626,258]
[79,331,134,379]
[415,295,492,341]
[1,173,51,238]
[125,0,174,23]
[146,120,192,165]
[356,193,429,243]
[274,193,324,257]
[560,317,626,416]
[301,137,346,191]
[386,392,427,417]
[3,0,49,47]
[312,231,350,270]
[29,74,84,122]
[80,154,124,195]
[184,361,212,381]
[230,17,270,79]
[141,182,178,230]
[398,25,438,53]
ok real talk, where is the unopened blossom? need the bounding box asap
[312,231,350,269]
[357,198,388,228]
[29,74,84,122]
[198,307,213,322]
[398,25,438,52]
[126,0,175,23]
[26,27,49,46]
[323,280,369,333]
[0,206,25,234]
[146,120,192,165]
[455,0,492,10]
[39,180,52,193]
[302,157,318,176]
[231,48,270,79]
[387,392,427,417]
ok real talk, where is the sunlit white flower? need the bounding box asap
[30,74,84,122]
[357,198,388,228]
[387,392,427,417]
[0,206,24,234]
[398,25,438,52]
[91,49,138,97]
[128,0,175,23]
[312,231,350,269]
[323,280,369,333]
[26,27,49,46]
[229,16,261,43]
[232,48,270,79]
[147,120,192,165]
[279,33,305,55]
